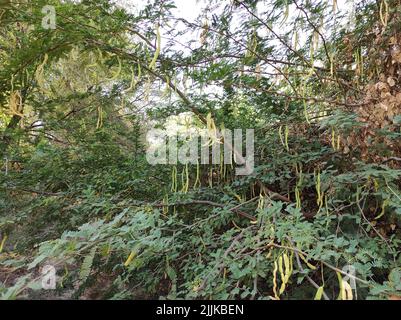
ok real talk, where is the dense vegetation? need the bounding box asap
[1,0,401,300]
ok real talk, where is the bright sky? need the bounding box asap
[112,0,356,132]
[118,0,354,52]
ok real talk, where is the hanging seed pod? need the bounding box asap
[171,166,177,192]
[284,126,289,152]
[337,134,341,151]
[1,234,8,253]
[280,0,289,27]
[272,260,279,299]
[163,75,171,98]
[302,81,311,124]
[315,169,324,209]
[108,55,122,81]
[245,30,258,58]
[96,105,103,129]
[162,194,169,215]
[204,113,220,146]
[149,24,161,70]
[255,63,261,81]
[124,250,137,267]
[144,78,151,102]
[193,160,201,189]
[279,252,292,294]
[295,164,303,208]
[181,164,189,193]
[295,187,301,208]
[124,62,141,93]
[8,91,23,117]
[219,151,224,181]
[257,194,265,210]
[379,0,389,29]
[298,252,317,270]
[35,53,48,92]
[331,127,336,150]
[200,20,209,45]
[294,29,299,51]
[313,31,319,52]
[315,286,325,300]
[337,272,353,300]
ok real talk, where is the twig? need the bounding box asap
[287,237,330,300]
[152,200,257,221]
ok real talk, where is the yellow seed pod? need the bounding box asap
[265,248,273,259]
[342,281,353,300]
[298,252,317,270]
[278,256,284,281]
[295,187,301,209]
[0,234,7,253]
[337,134,341,151]
[313,31,319,51]
[255,64,261,81]
[280,0,289,26]
[315,169,323,208]
[314,286,324,300]
[284,126,289,151]
[331,127,336,150]
[149,24,161,70]
[200,21,209,45]
[379,0,389,28]
[8,91,23,117]
[283,253,290,282]
[204,113,219,146]
[208,167,213,188]
[272,260,279,299]
[96,105,103,129]
[375,199,389,220]
[124,251,136,267]
[336,272,353,300]
[294,30,299,50]
[35,53,49,92]
[163,194,169,215]
[303,99,310,125]
[124,63,141,94]
[183,164,189,193]
[107,55,122,81]
[171,166,178,192]
[278,126,284,147]
[257,194,265,210]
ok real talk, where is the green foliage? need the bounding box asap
[1,0,400,300]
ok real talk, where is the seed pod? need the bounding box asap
[124,250,136,267]
[35,53,48,92]
[149,24,161,70]
[272,260,279,299]
[379,0,389,28]
[314,286,325,300]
